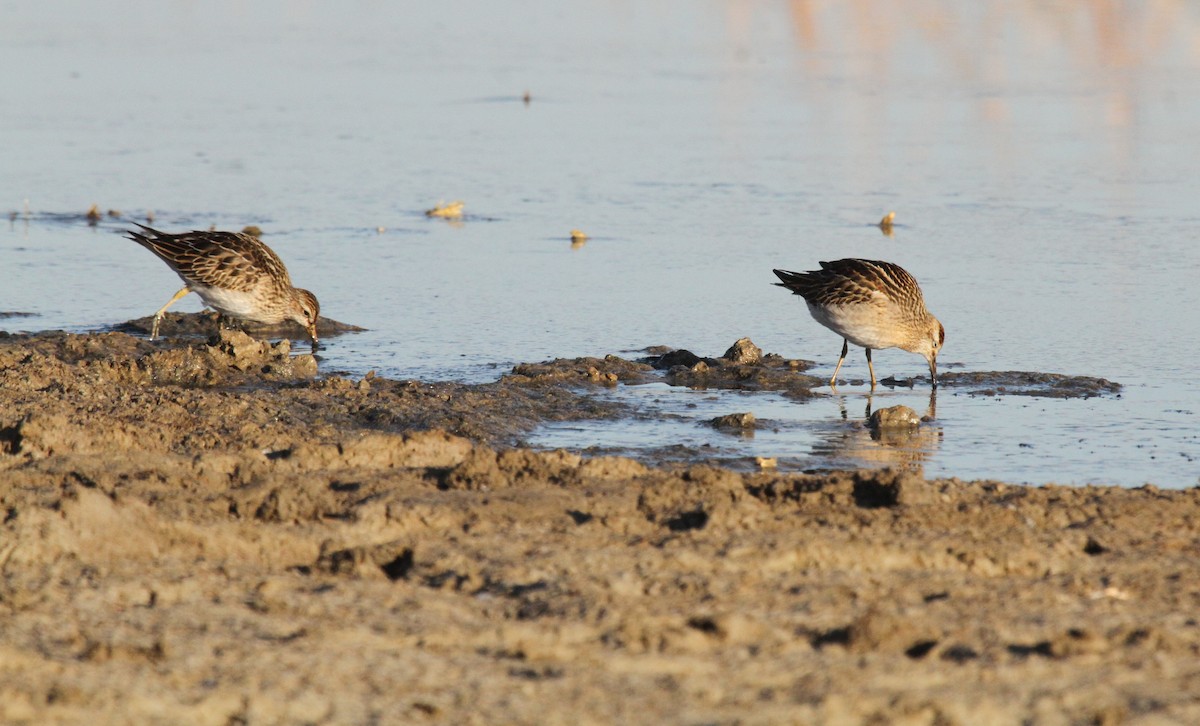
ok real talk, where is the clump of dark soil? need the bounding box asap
[112,309,365,340]
[939,370,1122,398]
[511,338,824,399]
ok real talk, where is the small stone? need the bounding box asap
[653,349,701,369]
[290,355,319,378]
[711,412,755,430]
[868,405,921,430]
[722,337,762,365]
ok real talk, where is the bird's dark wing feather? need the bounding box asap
[127,224,291,292]
[774,259,923,308]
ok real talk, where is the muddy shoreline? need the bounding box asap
[1,321,1193,724]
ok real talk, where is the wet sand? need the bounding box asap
[0,320,1194,724]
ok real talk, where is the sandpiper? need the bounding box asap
[127,224,320,352]
[773,259,943,388]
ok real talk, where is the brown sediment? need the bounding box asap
[0,321,1190,724]
[111,310,365,341]
[938,369,1123,398]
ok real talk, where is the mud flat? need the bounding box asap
[0,322,1195,725]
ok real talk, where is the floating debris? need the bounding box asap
[241,225,263,238]
[879,211,896,236]
[755,456,778,470]
[426,201,465,219]
[107,209,122,218]
[146,210,156,223]
[569,229,588,248]
[376,226,386,234]
[523,90,532,105]
[86,204,102,224]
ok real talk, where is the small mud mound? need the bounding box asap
[111,311,365,339]
[509,355,655,386]
[509,339,823,399]
[644,341,822,398]
[939,371,1122,399]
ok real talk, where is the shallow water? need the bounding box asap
[4,1,1199,487]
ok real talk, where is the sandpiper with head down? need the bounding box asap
[127,224,320,352]
[773,259,943,388]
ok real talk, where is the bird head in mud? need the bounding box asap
[291,288,320,353]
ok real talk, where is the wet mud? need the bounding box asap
[511,339,1121,402]
[938,370,1123,398]
[111,310,366,343]
[1,319,1188,725]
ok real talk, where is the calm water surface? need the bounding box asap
[3,2,1198,487]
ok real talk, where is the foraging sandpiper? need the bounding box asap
[127,224,320,352]
[773,259,943,388]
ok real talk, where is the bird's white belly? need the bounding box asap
[807,302,903,350]
[190,284,271,322]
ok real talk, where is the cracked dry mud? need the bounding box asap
[0,322,1195,725]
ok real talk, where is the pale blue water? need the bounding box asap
[3,1,1198,486]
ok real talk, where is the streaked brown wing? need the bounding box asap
[774,259,922,308]
[127,225,291,292]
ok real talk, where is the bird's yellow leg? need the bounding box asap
[865,348,877,389]
[151,287,191,340]
[829,339,849,387]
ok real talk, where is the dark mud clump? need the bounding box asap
[511,338,824,399]
[939,370,1122,399]
[710,411,757,432]
[647,341,822,398]
[508,355,655,386]
[112,310,366,341]
[508,340,823,396]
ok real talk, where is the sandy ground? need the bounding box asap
[0,319,1196,725]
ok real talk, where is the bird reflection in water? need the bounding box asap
[815,389,942,469]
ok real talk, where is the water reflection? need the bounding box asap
[819,389,941,469]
